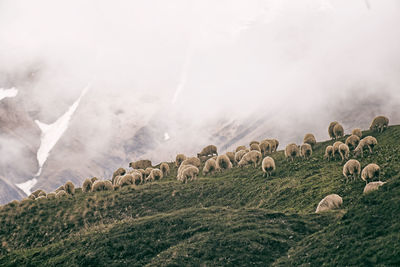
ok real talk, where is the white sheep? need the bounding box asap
[338,143,350,162]
[370,115,389,133]
[303,133,316,148]
[324,145,334,161]
[250,143,261,152]
[361,163,380,184]
[328,121,339,139]
[342,159,361,183]
[181,157,201,168]
[175,154,187,167]
[363,181,386,194]
[261,156,276,178]
[180,166,199,183]
[216,154,233,171]
[203,158,217,176]
[197,145,218,157]
[284,143,300,161]
[354,136,378,157]
[332,141,344,160]
[315,194,343,213]
[345,134,360,151]
[238,150,262,167]
[300,143,312,159]
[234,150,248,164]
[333,123,344,139]
[352,128,362,138]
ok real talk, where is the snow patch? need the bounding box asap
[35,84,90,172]
[0,87,18,101]
[164,132,170,141]
[16,178,37,196]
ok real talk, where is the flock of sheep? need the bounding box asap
[13,115,390,214]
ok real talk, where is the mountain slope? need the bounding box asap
[0,126,399,266]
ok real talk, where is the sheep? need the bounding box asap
[234,150,248,164]
[354,136,378,157]
[272,139,279,152]
[303,133,316,148]
[35,195,46,200]
[160,162,170,177]
[216,154,233,171]
[55,190,67,198]
[332,141,344,160]
[315,194,343,213]
[333,123,344,139]
[144,167,154,177]
[180,166,199,183]
[175,154,186,167]
[63,181,75,195]
[259,140,272,156]
[82,178,93,193]
[225,152,236,165]
[328,121,339,139]
[136,169,146,177]
[250,143,261,152]
[197,145,218,158]
[262,139,277,153]
[119,173,141,186]
[31,189,46,199]
[262,156,275,178]
[112,168,126,184]
[345,134,360,151]
[284,143,300,162]
[147,168,163,182]
[181,157,201,168]
[363,181,386,194]
[342,159,361,183]
[361,163,380,184]
[129,159,152,170]
[238,150,262,168]
[55,185,65,193]
[300,143,312,159]
[92,180,113,192]
[235,146,247,152]
[46,192,56,199]
[177,164,193,180]
[370,115,389,133]
[249,141,259,147]
[338,143,350,162]
[352,128,362,138]
[91,177,98,183]
[203,158,217,176]
[324,145,334,161]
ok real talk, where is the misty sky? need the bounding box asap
[1,0,400,164]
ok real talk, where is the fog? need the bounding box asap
[1,0,400,172]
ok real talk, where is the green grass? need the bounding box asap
[0,126,399,266]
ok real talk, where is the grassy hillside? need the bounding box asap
[0,126,399,266]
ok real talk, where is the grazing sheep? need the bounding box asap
[203,158,217,176]
[160,162,170,177]
[332,141,344,160]
[181,157,201,168]
[35,195,46,200]
[92,180,113,192]
[112,168,126,184]
[315,194,343,213]
[197,145,218,157]
[249,141,259,147]
[64,181,75,195]
[31,189,46,198]
[370,115,389,133]
[262,156,275,178]
[136,169,146,177]
[177,164,193,180]
[235,146,247,152]
[352,128,362,138]
[46,192,56,199]
[225,152,236,165]
[238,151,262,168]
[82,178,92,193]
[147,168,163,182]
[284,143,300,162]
[303,133,316,148]
[175,154,186,167]
[345,134,360,151]
[338,143,350,162]
[342,159,361,183]
[333,123,344,139]
[180,166,199,183]
[259,140,272,156]
[361,163,380,184]
[144,167,154,177]
[234,150,248,163]
[250,143,261,152]
[55,185,65,193]
[91,177,99,183]
[216,154,233,171]
[354,136,378,157]
[300,143,312,159]
[324,145,334,161]
[328,121,339,139]
[363,181,386,194]
[28,194,36,200]
[129,160,152,170]
[272,139,279,152]
[55,190,67,198]
[118,174,135,187]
